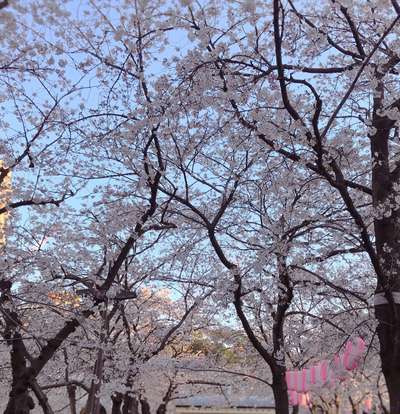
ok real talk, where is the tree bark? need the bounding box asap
[67,384,78,414]
[3,331,35,414]
[111,393,123,414]
[4,384,35,414]
[376,318,400,413]
[271,366,289,414]
[140,399,151,414]
[370,80,400,414]
[122,394,139,414]
[156,404,167,414]
[85,348,105,414]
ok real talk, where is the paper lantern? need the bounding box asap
[286,337,365,394]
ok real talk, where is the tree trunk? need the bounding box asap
[85,348,105,414]
[122,394,139,414]
[156,404,166,414]
[4,385,35,414]
[272,367,289,414]
[111,393,123,414]
[370,80,400,414]
[271,256,291,414]
[376,309,400,413]
[67,385,78,414]
[140,399,151,414]
[374,265,400,413]
[348,396,357,414]
[334,394,340,414]
[4,331,35,414]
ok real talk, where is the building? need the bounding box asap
[175,396,275,414]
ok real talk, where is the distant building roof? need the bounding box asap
[175,395,275,409]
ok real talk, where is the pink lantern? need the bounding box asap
[286,337,365,394]
[364,396,373,413]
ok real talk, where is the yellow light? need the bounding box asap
[48,291,82,308]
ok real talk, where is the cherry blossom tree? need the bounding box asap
[163,0,400,411]
[160,142,375,413]
[2,0,400,413]
[0,2,84,223]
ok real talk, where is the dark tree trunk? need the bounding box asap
[374,254,400,413]
[140,399,150,414]
[271,255,291,414]
[156,404,167,414]
[271,366,289,414]
[122,394,139,414]
[348,396,357,414]
[334,394,340,414]
[2,308,91,414]
[378,334,400,413]
[4,386,34,414]
[111,393,123,414]
[67,385,78,414]
[85,348,105,414]
[370,80,400,414]
[3,331,35,414]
